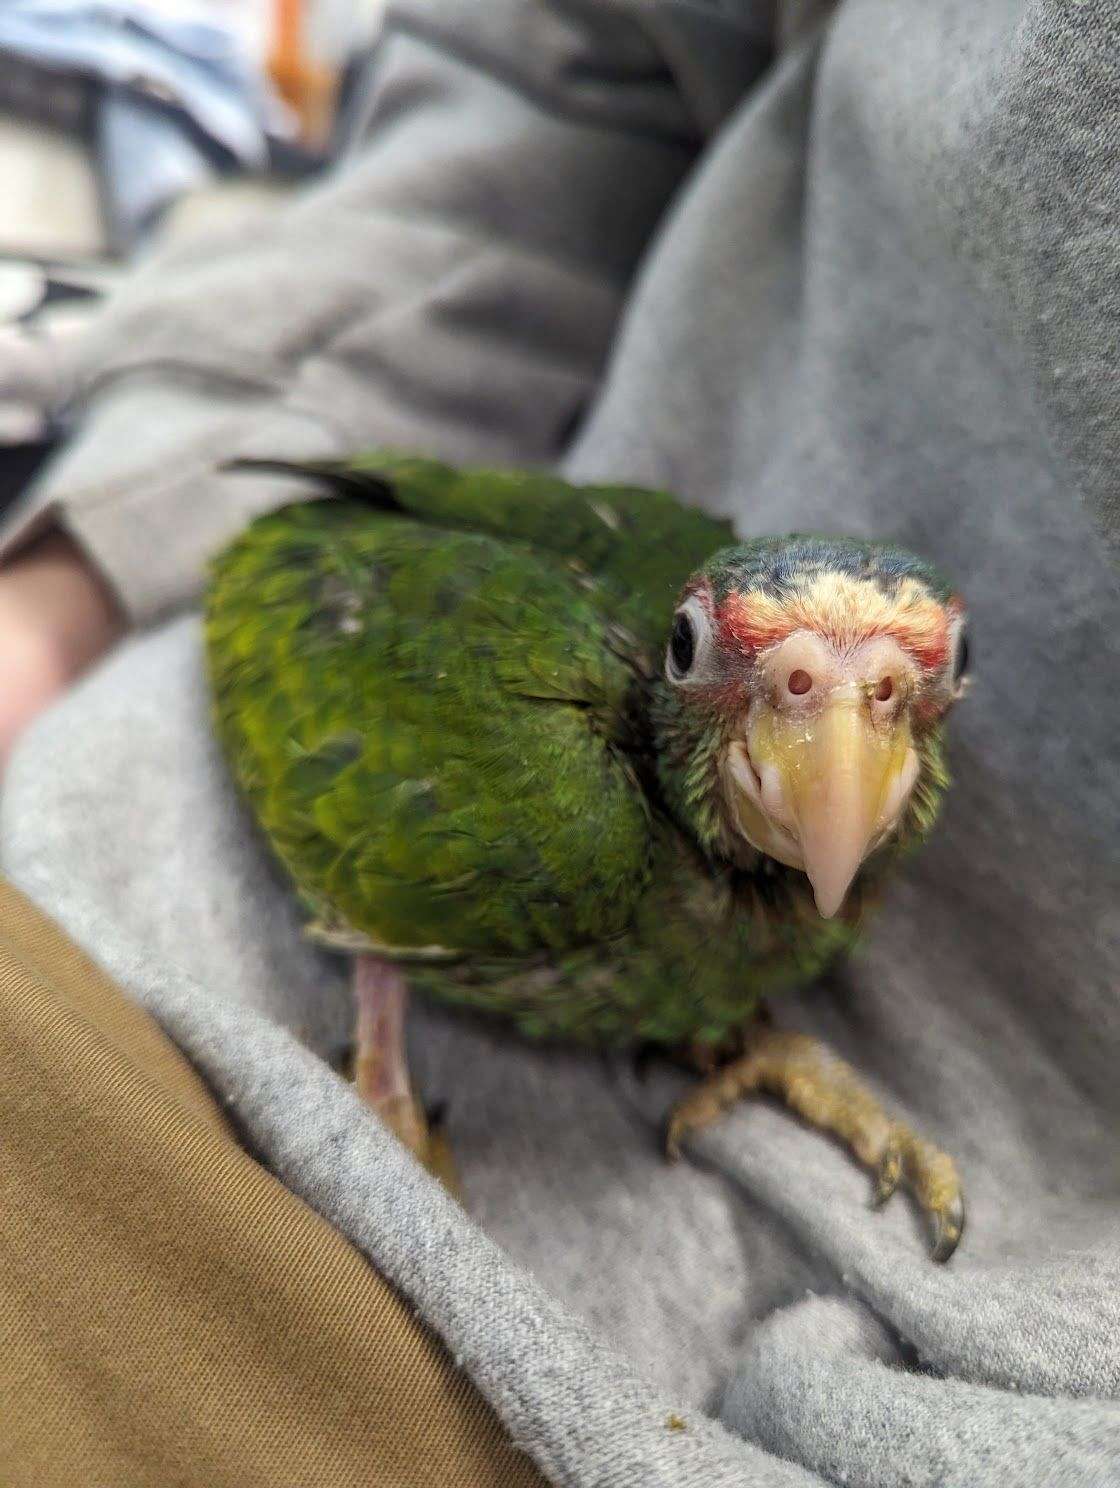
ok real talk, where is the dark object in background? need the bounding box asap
[0,439,53,519]
[0,49,88,135]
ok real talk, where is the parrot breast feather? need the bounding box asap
[205,499,655,958]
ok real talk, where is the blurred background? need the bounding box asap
[0,0,382,510]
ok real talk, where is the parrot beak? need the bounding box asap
[726,686,919,918]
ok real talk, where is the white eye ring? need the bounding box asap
[665,595,715,684]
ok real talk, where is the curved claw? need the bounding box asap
[930,1193,966,1263]
[631,1042,660,1085]
[871,1140,903,1209]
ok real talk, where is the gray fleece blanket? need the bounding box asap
[4,2,1120,1484]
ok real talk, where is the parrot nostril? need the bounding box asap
[874,677,894,702]
[787,669,812,696]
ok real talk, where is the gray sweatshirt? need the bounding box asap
[3,2,1119,1485]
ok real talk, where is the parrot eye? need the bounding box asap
[669,612,695,675]
[665,594,715,685]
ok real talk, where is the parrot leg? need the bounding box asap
[352,955,457,1192]
[664,1025,964,1261]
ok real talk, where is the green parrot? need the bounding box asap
[204,452,970,1258]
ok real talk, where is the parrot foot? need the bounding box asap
[352,955,459,1195]
[664,1026,964,1261]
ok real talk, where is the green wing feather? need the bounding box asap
[205,485,708,958]
[228,452,733,662]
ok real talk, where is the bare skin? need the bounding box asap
[0,528,125,770]
[666,1019,964,1261]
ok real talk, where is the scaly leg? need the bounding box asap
[665,1025,964,1261]
[352,955,457,1191]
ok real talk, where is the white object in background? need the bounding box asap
[0,119,103,258]
[113,1,275,66]
[0,262,45,323]
[305,0,384,63]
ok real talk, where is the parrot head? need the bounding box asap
[655,537,969,918]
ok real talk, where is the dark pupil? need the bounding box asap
[954,631,971,683]
[670,612,695,674]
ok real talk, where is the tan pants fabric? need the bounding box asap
[0,880,546,1488]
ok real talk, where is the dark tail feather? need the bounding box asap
[221,457,399,508]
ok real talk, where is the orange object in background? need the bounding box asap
[267,0,340,150]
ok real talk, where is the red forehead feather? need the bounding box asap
[714,591,950,674]
[906,634,949,672]
[714,597,789,657]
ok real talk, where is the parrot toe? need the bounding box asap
[372,1091,461,1196]
[420,1100,461,1196]
[896,1129,965,1262]
[872,1126,964,1260]
[871,1139,903,1208]
[930,1193,966,1263]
